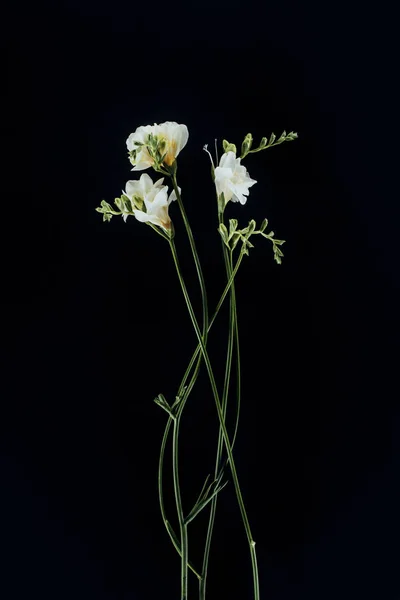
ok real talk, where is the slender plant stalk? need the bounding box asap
[168,238,260,600]
[200,217,239,600]
[157,250,246,578]
[168,171,209,598]
[172,406,189,600]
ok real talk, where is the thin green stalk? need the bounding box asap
[177,250,245,397]
[168,239,260,600]
[200,221,236,600]
[158,417,201,581]
[158,250,246,575]
[161,171,209,597]
[172,408,188,599]
[171,172,208,343]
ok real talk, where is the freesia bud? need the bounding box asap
[241,133,253,158]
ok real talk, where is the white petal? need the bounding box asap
[219,151,236,170]
[174,124,189,155]
[125,180,142,199]
[168,185,181,204]
[139,173,155,195]
[147,188,169,212]
[133,210,162,228]
[131,162,151,171]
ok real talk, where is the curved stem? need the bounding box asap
[158,417,202,580]
[161,172,209,597]
[171,172,208,344]
[172,409,188,599]
[158,250,245,576]
[200,223,237,600]
[169,238,260,600]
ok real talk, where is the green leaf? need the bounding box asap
[268,132,276,146]
[103,213,112,222]
[260,218,268,232]
[184,480,228,525]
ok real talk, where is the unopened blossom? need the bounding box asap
[126,121,189,171]
[123,173,177,230]
[214,151,257,205]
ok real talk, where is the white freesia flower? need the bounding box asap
[123,173,177,230]
[214,151,257,205]
[126,121,189,171]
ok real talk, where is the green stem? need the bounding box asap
[168,172,209,597]
[171,172,209,343]
[158,418,201,581]
[172,408,189,600]
[158,250,245,577]
[168,238,260,600]
[200,220,237,600]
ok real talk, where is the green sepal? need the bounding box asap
[184,469,228,525]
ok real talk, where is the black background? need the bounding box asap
[1,1,399,598]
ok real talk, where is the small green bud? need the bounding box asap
[241,132,253,158]
[230,232,241,251]
[228,218,238,239]
[218,222,229,246]
[247,219,256,235]
[222,140,237,154]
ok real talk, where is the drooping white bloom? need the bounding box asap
[214,151,257,205]
[126,121,189,171]
[123,173,177,230]
[124,173,165,206]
